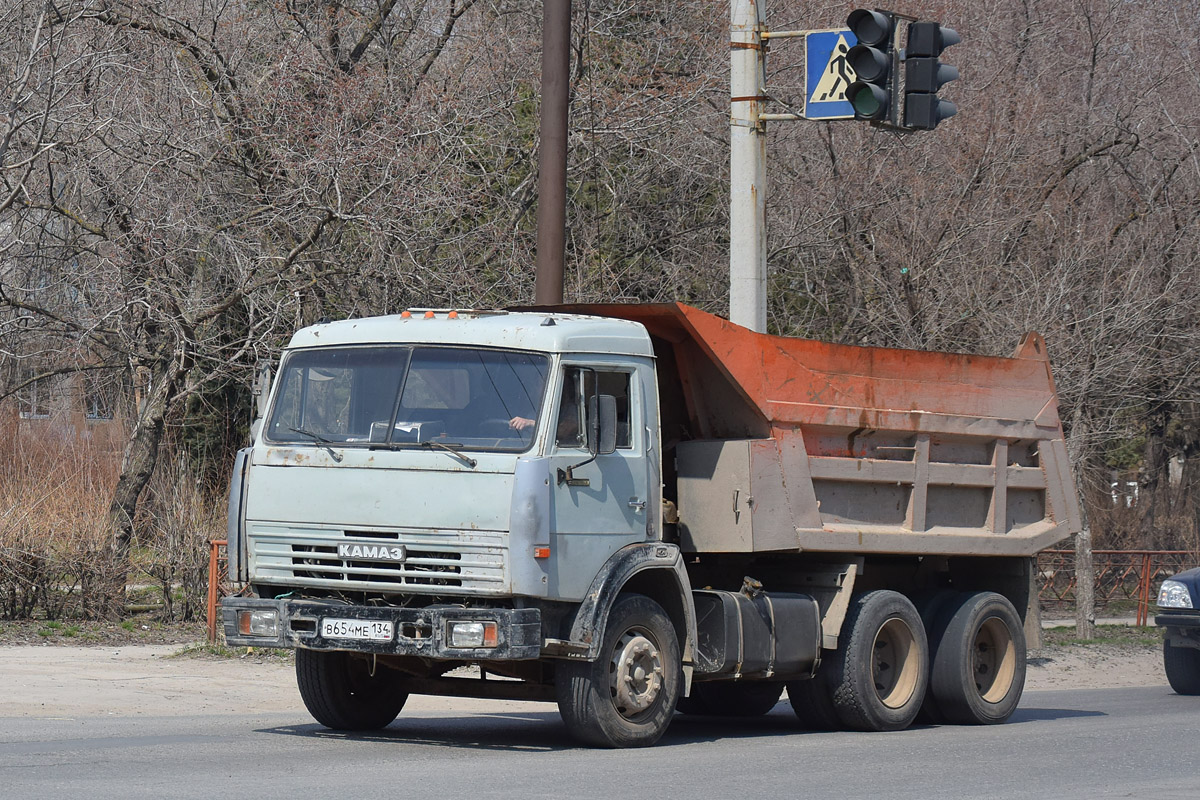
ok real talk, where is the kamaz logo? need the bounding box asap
[338,543,407,562]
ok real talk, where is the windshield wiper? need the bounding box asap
[288,427,344,463]
[421,440,477,469]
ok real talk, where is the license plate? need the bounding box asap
[321,618,394,642]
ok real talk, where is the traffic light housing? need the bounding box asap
[903,21,960,130]
[844,9,897,122]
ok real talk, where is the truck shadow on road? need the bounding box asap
[1006,707,1107,724]
[253,705,1103,751]
[256,709,858,752]
[258,712,580,752]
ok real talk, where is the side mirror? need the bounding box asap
[253,364,272,418]
[588,394,618,456]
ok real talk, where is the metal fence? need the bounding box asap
[206,540,228,643]
[204,544,1199,641]
[1037,549,1195,625]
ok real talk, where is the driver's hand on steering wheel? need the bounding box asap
[509,416,535,431]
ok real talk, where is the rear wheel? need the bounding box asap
[295,649,408,730]
[1163,639,1200,695]
[827,590,928,732]
[676,681,784,717]
[929,592,1025,725]
[556,594,682,748]
[914,589,961,725]
[787,667,842,730]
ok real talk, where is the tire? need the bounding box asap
[676,681,783,717]
[929,591,1026,725]
[914,589,961,725]
[827,590,928,732]
[1163,639,1200,695]
[787,667,842,730]
[556,594,682,748]
[295,649,408,730]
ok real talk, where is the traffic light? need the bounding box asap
[844,9,897,122]
[903,21,960,130]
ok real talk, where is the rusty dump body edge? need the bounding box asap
[541,302,1082,558]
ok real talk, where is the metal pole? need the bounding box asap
[729,0,767,332]
[1138,551,1152,626]
[534,0,571,305]
[207,539,224,644]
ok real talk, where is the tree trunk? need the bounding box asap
[102,358,183,616]
[1068,402,1095,640]
[1075,527,1095,640]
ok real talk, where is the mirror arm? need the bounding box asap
[557,455,597,487]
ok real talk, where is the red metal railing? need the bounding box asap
[1037,549,1195,625]
[206,539,228,643]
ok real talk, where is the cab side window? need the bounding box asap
[555,368,633,450]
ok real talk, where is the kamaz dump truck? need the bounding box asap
[220,302,1081,747]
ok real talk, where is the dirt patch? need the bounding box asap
[1026,642,1166,690]
[0,619,205,648]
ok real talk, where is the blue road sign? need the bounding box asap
[805,28,858,119]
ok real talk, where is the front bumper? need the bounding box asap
[220,597,542,660]
[1154,611,1200,631]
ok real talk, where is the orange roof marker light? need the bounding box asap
[448,311,459,319]
[424,311,435,319]
[400,310,412,318]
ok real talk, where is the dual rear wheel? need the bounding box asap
[788,589,1026,732]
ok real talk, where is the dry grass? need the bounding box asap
[0,423,222,621]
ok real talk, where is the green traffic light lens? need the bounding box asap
[848,84,888,120]
[853,93,882,117]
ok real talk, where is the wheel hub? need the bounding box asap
[974,616,1017,703]
[610,631,663,716]
[872,617,920,709]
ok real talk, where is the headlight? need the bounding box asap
[447,620,498,648]
[1158,580,1194,609]
[237,609,279,637]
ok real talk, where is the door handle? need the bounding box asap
[628,497,646,511]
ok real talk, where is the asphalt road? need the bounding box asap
[1,687,1196,800]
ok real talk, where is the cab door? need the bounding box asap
[545,360,657,599]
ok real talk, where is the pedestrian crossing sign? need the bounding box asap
[805,28,858,119]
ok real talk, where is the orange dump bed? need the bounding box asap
[556,303,1081,557]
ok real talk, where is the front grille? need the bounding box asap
[250,526,505,595]
[290,544,465,586]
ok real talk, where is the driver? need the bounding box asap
[509,378,581,445]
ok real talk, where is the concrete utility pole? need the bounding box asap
[729,0,768,332]
[534,0,571,305]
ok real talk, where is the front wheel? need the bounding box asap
[1163,639,1200,695]
[295,649,408,730]
[787,668,842,730]
[556,594,681,748]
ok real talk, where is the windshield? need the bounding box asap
[264,346,549,453]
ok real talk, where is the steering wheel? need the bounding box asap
[478,418,521,438]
